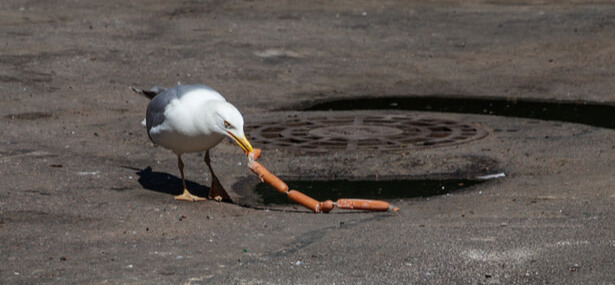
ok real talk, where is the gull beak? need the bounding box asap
[227,132,253,154]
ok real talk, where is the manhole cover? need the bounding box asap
[246,114,488,152]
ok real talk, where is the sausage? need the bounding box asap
[336,199,391,211]
[319,200,334,213]
[246,153,400,213]
[288,190,321,213]
[248,148,261,161]
[248,161,289,194]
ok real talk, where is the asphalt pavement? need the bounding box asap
[1,1,614,284]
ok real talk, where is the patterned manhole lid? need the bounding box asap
[246,114,488,153]
[308,125,404,140]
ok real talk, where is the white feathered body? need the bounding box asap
[146,87,228,155]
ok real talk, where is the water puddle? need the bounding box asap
[254,178,485,205]
[302,96,615,129]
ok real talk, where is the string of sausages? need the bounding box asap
[247,149,399,213]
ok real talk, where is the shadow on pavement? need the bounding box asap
[128,166,210,198]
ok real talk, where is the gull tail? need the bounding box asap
[129,85,167,100]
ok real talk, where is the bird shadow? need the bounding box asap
[126,166,210,198]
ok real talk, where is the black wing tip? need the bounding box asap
[129,85,164,100]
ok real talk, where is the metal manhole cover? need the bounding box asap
[246,114,488,153]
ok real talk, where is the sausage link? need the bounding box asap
[336,199,391,211]
[288,190,321,213]
[319,200,334,213]
[248,161,289,194]
[248,148,261,161]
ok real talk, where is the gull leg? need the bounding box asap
[174,155,206,202]
[205,150,231,202]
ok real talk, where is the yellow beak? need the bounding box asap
[228,132,253,154]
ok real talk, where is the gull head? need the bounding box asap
[213,101,253,154]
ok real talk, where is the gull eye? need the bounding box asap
[224,120,231,129]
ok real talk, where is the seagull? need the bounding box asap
[131,84,253,202]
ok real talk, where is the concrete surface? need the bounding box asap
[1,0,614,284]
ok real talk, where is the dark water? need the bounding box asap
[255,179,484,205]
[303,96,615,129]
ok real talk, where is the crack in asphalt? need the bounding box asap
[199,213,392,284]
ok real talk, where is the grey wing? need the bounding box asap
[145,87,179,139]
